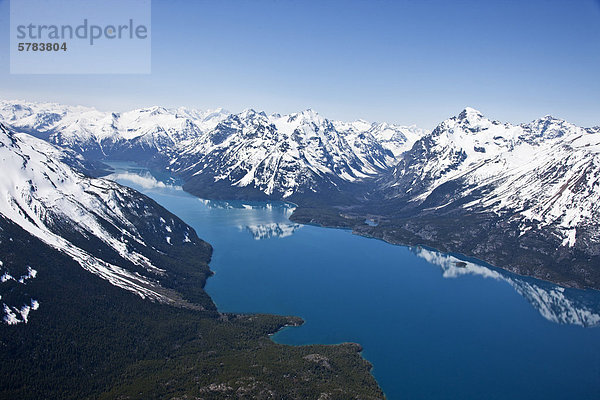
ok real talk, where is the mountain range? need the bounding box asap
[0,100,425,200]
[1,99,598,289]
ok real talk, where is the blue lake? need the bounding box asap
[108,162,600,400]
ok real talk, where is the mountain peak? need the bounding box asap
[203,107,230,119]
[298,108,320,118]
[298,108,326,123]
[284,108,325,125]
[457,107,484,121]
[535,114,567,124]
[525,115,578,140]
[239,108,259,117]
[147,106,168,114]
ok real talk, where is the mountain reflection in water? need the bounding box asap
[413,247,600,327]
[243,223,302,240]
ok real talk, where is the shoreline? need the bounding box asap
[288,209,600,292]
[105,163,387,398]
[109,160,598,292]
[351,228,599,291]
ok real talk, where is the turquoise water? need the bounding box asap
[108,163,600,400]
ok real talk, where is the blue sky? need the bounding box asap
[0,0,599,129]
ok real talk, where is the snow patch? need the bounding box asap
[18,266,37,283]
[2,299,40,325]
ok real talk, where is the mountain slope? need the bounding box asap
[4,100,598,289]
[0,123,215,309]
[175,109,399,201]
[0,214,382,400]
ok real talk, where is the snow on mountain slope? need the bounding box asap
[334,119,425,158]
[468,131,600,247]
[0,123,208,314]
[0,100,426,199]
[171,108,421,198]
[377,108,600,250]
[0,257,40,325]
[111,106,229,154]
[0,100,229,159]
[380,107,525,199]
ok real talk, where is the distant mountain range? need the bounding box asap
[0,100,425,200]
[1,99,598,289]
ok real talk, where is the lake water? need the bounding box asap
[107,162,600,400]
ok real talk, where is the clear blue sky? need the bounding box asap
[0,0,599,129]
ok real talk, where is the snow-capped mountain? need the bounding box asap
[4,100,598,287]
[172,108,420,200]
[0,100,229,160]
[377,107,600,246]
[333,119,425,159]
[367,108,600,288]
[0,123,214,324]
[0,100,424,200]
